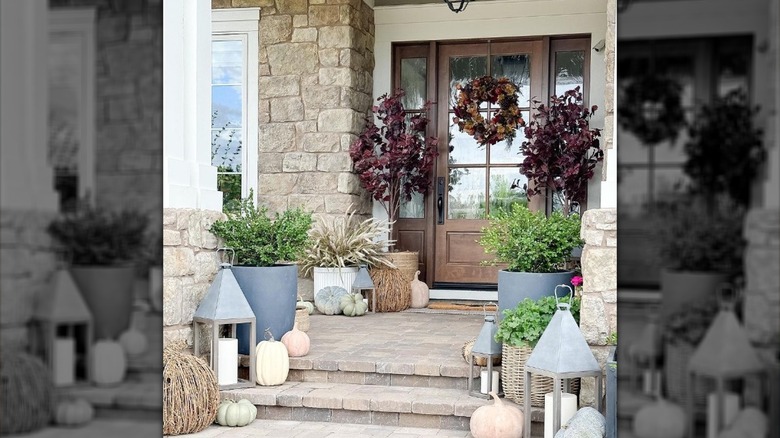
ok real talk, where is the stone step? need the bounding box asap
[57,374,161,422]
[222,381,544,434]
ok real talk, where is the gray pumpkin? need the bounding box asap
[315,286,349,315]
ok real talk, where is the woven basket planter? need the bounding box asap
[664,340,713,408]
[163,343,221,435]
[501,343,580,407]
[0,351,53,435]
[366,251,416,313]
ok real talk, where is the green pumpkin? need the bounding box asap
[315,286,349,315]
[216,399,257,427]
[340,293,368,317]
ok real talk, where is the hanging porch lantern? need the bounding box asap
[193,249,256,390]
[467,312,502,399]
[32,268,93,386]
[351,264,376,313]
[523,285,602,438]
[686,284,767,438]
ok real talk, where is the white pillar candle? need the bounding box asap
[642,370,662,395]
[480,370,499,394]
[217,338,238,386]
[544,392,578,438]
[53,338,75,386]
[706,391,740,438]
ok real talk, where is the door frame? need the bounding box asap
[392,36,591,287]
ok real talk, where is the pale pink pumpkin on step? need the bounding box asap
[410,270,429,308]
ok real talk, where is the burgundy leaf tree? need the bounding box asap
[349,90,439,235]
[519,87,603,216]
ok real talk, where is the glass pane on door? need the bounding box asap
[448,167,485,219]
[401,58,427,109]
[489,168,527,214]
[492,54,531,106]
[553,51,585,96]
[449,56,487,105]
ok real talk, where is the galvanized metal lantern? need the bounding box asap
[467,312,503,398]
[686,284,767,438]
[193,249,256,389]
[627,314,662,395]
[351,264,376,313]
[524,285,602,438]
[32,268,93,386]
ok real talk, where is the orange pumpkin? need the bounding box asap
[281,322,310,357]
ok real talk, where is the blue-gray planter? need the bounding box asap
[232,264,298,354]
[497,270,576,320]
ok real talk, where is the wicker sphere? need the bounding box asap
[163,343,221,435]
[0,351,54,435]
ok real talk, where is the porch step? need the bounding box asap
[287,355,477,390]
[222,381,544,435]
[57,370,162,422]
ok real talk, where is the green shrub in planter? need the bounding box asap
[480,203,582,274]
[495,295,581,348]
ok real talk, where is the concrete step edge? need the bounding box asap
[221,381,544,422]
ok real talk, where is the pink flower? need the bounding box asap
[571,276,583,287]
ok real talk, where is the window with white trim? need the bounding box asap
[212,8,259,211]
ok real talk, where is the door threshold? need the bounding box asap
[429,289,498,301]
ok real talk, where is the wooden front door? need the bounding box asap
[433,41,543,286]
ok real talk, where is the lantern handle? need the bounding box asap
[216,247,236,266]
[483,302,498,319]
[554,284,573,310]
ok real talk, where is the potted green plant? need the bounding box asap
[47,204,149,340]
[654,193,745,320]
[299,209,395,295]
[209,193,312,353]
[495,293,581,406]
[479,203,583,316]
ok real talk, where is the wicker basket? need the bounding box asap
[462,338,502,366]
[664,340,713,408]
[369,253,417,313]
[501,343,580,407]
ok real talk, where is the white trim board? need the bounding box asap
[429,289,498,302]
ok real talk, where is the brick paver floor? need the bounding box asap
[179,419,473,437]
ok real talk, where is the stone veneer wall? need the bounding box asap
[213,0,375,220]
[0,211,57,352]
[743,208,780,359]
[51,0,164,228]
[162,209,224,346]
[579,208,617,406]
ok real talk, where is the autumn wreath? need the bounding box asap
[452,76,524,147]
[617,75,685,145]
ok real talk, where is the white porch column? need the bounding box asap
[599,0,617,209]
[163,0,222,211]
[0,0,58,211]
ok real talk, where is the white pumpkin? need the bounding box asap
[723,407,767,438]
[255,330,289,386]
[633,397,686,438]
[118,329,148,356]
[92,340,127,386]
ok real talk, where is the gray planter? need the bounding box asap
[232,264,298,354]
[497,270,575,320]
[70,265,135,340]
[606,346,617,438]
[659,269,728,321]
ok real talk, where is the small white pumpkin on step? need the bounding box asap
[410,270,429,308]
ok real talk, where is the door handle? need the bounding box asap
[437,177,445,224]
